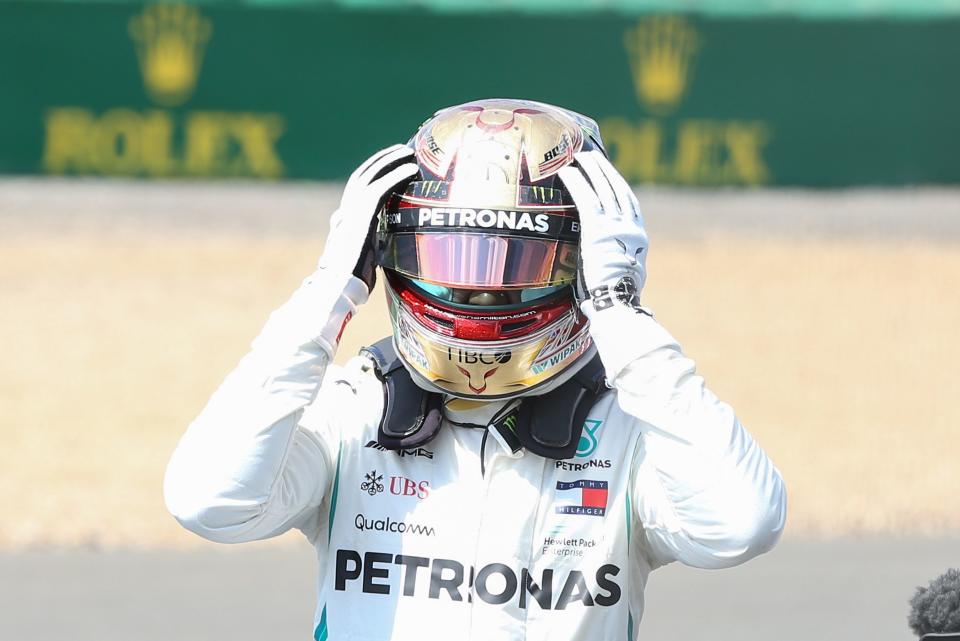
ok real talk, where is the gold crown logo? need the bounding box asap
[624,16,700,115]
[129,3,212,107]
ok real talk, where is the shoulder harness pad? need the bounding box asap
[360,337,609,460]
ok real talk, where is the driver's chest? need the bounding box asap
[323,407,638,634]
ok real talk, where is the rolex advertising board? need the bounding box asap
[1,2,958,186]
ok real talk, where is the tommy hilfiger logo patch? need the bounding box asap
[555,479,608,516]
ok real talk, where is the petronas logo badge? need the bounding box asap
[129,3,212,107]
[624,16,700,115]
[576,420,603,458]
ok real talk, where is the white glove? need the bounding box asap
[318,144,419,290]
[559,151,672,381]
[558,150,649,314]
[254,145,418,358]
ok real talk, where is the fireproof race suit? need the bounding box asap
[164,268,787,641]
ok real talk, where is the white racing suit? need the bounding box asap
[164,272,787,641]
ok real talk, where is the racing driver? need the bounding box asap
[164,99,787,641]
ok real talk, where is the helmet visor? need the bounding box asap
[378,208,580,289]
[410,279,568,305]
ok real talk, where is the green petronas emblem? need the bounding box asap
[576,419,603,458]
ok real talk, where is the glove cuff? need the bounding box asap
[251,270,369,360]
[314,275,369,357]
[581,301,677,381]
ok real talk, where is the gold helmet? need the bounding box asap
[378,99,605,399]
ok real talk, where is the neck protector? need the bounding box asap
[360,337,609,460]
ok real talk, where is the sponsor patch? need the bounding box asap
[385,207,579,242]
[447,348,512,365]
[354,513,436,537]
[530,331,591,375]
[555,459,611,472]
[388,475,430,499]
[541,535,600,558]
[555,479,608,517]
[361,470,430,499]
[334,549,621,609]
[576,419,602,458]
[417,207,550,233]
[361,470,384,496]
[364,440,434,460]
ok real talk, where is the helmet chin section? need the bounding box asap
[385,277,594,401]
[400,341,597,401]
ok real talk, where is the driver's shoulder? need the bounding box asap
[300,354,383,440]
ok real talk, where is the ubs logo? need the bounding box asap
[361,470,430,500]
[388,476,430,500]
[361,470,384,496]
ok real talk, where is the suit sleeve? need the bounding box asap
[162,270,368,544]
[587,305,787,569]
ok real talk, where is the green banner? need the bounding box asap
[2,2,958,186]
